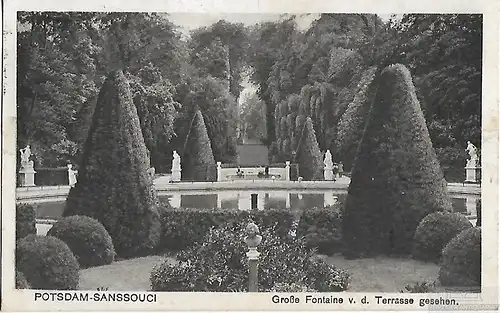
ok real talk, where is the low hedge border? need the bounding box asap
[158,207,295,252]
[158,204,343,255]
[296,206,343,255]
[16,203,36,240]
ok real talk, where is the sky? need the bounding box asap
[167,13,322,37]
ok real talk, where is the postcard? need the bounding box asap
[2,0,498,311]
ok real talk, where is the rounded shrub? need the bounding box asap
[16,203,36,240]
[151,222,350,292]
[438,227,481,288]
[16,235,80,290]
[16,271,31,289]
[47,215,115,268]
[412,212,472,263]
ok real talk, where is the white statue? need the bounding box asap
[171,150,181,182]
[172,151,181,170]
[67,164,78,187]
[466,141,478,167]
[323,150,334,181]
[19,145,34,169]
[324,150,333,168]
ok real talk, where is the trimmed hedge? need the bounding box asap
[439,227,481,288]
[16,203,36,240]
[412,212,472,263]
[297,117,323,180]
[150,222,350,292]
[296,206,343,255]
[16,235,80,290]
[47,215,115,268]
[64,70,162,258]
[16,271,31,289]
[342,64,453,258]
[182,110,216,181]
[158,206,295,252]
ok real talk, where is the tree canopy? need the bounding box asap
[17,13,481,182]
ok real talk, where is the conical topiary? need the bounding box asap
[183,110,216,181]
[296,117,323,180]
[64,70,161,258]
[342,64,452,258]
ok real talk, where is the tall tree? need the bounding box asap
[64,70,161,258]
[182,110,216,181]
[343,64,452,258]
[296,117,323,180]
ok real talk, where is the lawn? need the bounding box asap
[321,254,439,292]
[79,253,439,292]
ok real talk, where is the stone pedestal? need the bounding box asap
[217,162,222,182]
[324,166,334,181]
[324,191,338,207]
[19,167,36,187]
[465,196,477,217]
[217,194,222,209]
[170,194,181,208]
[465,166,480,183]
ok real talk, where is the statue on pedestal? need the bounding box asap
[19,145,34,170]
[466,141,478,168]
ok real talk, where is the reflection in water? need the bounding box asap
[159,191,478,218]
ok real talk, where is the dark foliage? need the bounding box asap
[296,117,323,180]
[335,66,378,172]
[64,70,161,258]
[150,222,350,292]
[412,212,472,263]
[342,64,453,258]
[182,110,216,181]
[16,235,80,290]
[16,203,36,240]
[16,271,31,289]
[34,167,69,186]
[438,227,481,287]
[47,215,116,268]
[296,206,343,255]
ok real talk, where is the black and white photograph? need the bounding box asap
[2,1,499,311]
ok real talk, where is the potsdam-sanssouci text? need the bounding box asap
[34,292,157,303]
